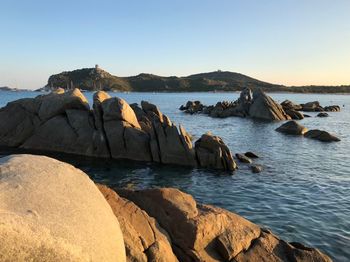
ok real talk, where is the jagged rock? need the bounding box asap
[195,133,237,171]
[276,121,308,135]
[251,165,263,173]
[117,187,331,262]
[249,90,290,121]
[285,109,304,120]
[180,101,204,114]
[235,230,331,262]
[245,151,259,158]
[324,105,340,112]
[317,112,329,117]
[304,130,340,142]
[38,88,90,121]
[0,91,236,171]
[97,184,178,262]
[236,153,253,163]
[117,188,260,261]
[0,155,126,262]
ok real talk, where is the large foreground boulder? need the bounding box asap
[98,185,178,262]
[0,154,126,262]
[117,187,331,262]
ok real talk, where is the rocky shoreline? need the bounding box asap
[0,154,332,261]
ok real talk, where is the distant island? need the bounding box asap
[0,86,31,92]
[40,65,350,93]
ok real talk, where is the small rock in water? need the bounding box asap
[251,165,263,173]
[304,129,341,142]
[235,153,252,163]
[275,120,308,135]
[304,114,311,117]
[317,112,329,117]
[245,152,259,158]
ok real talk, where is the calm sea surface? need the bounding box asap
[1,91,349,261]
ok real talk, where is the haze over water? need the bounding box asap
[1,91,349,261]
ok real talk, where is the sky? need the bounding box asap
[0,0,349,89]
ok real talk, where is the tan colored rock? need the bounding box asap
[276,120,308,135]
[0,155,125,262]
[38,88,90,121]
[249,90,290,121]
[141,100,164,122]
[304,129,341,142]
[97,185,178,262]
[153,120,196,167]
[102,97,141,129]
[117,188,260,261]
[195,133,237,171]
[235,231,331,262]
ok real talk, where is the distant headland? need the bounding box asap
[39,65,350,93]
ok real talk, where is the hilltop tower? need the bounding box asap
[95,64,99,70]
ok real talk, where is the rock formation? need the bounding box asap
[0,154,126,262]
[180,88,291,121]
[276,121,340,142]
[180,89,340,121]
[0,89,236,171]
[116,187,331,262]
[0,154,332,262]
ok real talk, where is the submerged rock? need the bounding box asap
[304,130,341,142]
[245,151,259,158]
[236,153,253,163]
[317,112,329,117]
[0,154,126,262]
[276,121,308,135]
[251,164,263,173]
[324,105,340,112]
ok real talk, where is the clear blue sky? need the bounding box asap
[1,0,349,89]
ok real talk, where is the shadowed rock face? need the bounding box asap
[0,89,236,171]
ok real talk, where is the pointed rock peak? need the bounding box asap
[101,97,141,129]
[93,91,111,105]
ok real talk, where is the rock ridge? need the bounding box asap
[0,89,236,171]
